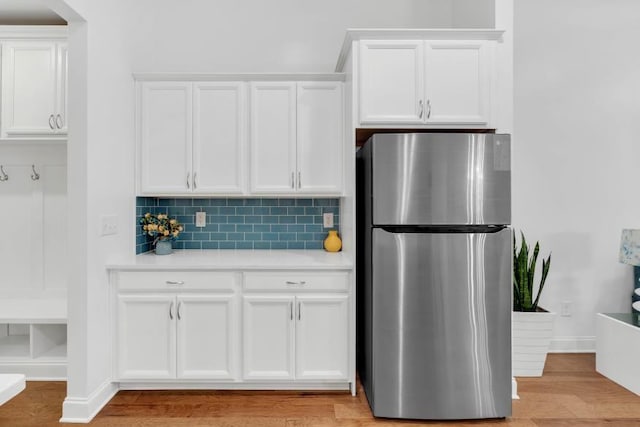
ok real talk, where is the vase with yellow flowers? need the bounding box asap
[139,212,183,255]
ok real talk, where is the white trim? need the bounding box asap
[548,336,596,353]
[60,380,118,424]
[512,377,519,400]
[335,28,505,72]
[118,381,351,391]
[0,26,67,39]
[133,73,346,82]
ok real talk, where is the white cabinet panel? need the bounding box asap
[117,295,176,380]
[177,294,237,380]
[193,82,246,194]
[249,82,297,193]
[42,165,67,291]
[359,40,424,124]
[139,82,192,194]
[243,295,295,380]
[424,41,489,124]
[1,41,67,137]
[297,82,343,194]
[295,295,349,380]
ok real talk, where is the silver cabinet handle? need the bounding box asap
[297,171,301,189]
[55,114,63,129]
[426,99,431,119]
[290,302,293,320]
[0,165,8,182]
[298,302,301,320]
[418,100,424,118]
[166,280,184,286]
[169,301,174,320]
[193,172,197,190]
[48,114,55,129]
[291,172,295,189]
[285,281,306,285]
[177,302,182,320]
[186,173,191,189]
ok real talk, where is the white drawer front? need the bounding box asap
[243,272,348,292]
[118,271,238,291]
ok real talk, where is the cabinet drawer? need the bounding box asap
[117,271,238,291]
[243,272,348,292]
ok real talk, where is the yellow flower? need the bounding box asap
[178,226,183,231]
[144,212,151,218]
[158,225,165,232]
[163,230,170,236]
[170,219,177,225]
[143,225,148,230]
[172,231,179,237]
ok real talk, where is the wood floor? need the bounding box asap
[1,354,639,426]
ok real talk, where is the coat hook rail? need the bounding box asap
[31,165,40,181]
[0,165,8,182]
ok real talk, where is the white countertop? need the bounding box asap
[106,250,353,271]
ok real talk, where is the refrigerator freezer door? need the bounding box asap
[370,227,512,419]
[369,133,510,226]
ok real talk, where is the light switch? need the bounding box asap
[323,212,334,228]
[195,211,206,228]
[100,215,118,236]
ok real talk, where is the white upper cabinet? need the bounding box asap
[357,38,493,126]
[297,82,343,194]
[249,82,297,194]
[424,41,490,124]
[250,81,343,195]
[359,40,424,124]
[193,82,246,194]
[138,82,192,194]
[1,41,68,138]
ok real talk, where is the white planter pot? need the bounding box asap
[512,310,556,377]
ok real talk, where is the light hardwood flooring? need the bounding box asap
[1,354,640,426]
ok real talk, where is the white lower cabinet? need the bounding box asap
[117,293,237,381]
[243,294,349,381]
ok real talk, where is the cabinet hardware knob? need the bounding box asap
[48,114,55,130]
[418,100,424,119]
[55,114,63,129]
[166,280,184,286]
[186,173,191,189]
[169,301,174,320]
[177,302,182,320]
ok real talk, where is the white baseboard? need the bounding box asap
[512,377,518,400]
[548,336,596,353]
[60,380,118,423]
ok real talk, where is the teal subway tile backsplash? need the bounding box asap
[136,197,340,254]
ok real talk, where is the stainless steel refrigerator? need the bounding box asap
[356,133,512,420]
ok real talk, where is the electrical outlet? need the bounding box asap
[100,215,118,236]
[195,211,206,228]
[560,301,572,317]
[323,212,334,228]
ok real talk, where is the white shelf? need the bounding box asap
[0,335,30,358]
[0,298,66,323]
[35,343,66,360]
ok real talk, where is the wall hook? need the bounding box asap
[0,165,8,182]
[30,165,40,181]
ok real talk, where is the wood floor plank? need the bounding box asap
[1,354,640,426]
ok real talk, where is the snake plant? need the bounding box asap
[513,231,551,312]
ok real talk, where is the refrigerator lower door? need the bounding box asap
[370,227,512,420]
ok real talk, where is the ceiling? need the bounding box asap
[0,3,66,25]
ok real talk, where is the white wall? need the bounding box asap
[513,0,640,350]
[128,0,455,72]
[452,0,495,28]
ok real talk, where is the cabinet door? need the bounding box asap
[249,82,296,193]
[138,82,192,194]
[295,295,349,380]
[424,41,490,124]
[193,82,246,194]
[177,294,238,380]
[117,294,176,380]
[296,82,343,194]
[358,40,424,124]
[1,42,57,137]
[243,296,295,380]
[54,43,68,134]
